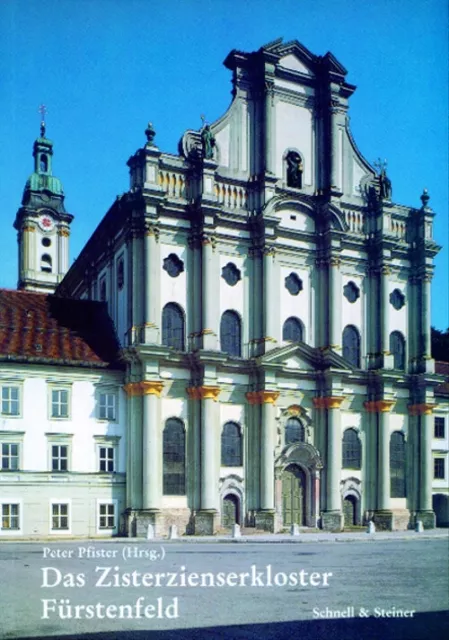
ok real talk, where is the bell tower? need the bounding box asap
[14,109,73,292]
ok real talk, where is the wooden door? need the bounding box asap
[282,465,305,526]
[343,496,356,526]
[222,494,239,527]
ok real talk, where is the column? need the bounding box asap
[420,408,434,512]
[421,276,432,359]
[123,382,143,509]
[200,386,220,510]
[377,404,392,510]
[264,81,274,174]
[144,225,160,343]
[202,235,218,350]
[329,257,342,350]
[253,390,279,532]
[330,102,343,192]
[189,385,220,534]
[263,247,277,346]
[313,396,344,530]
[260,392,278,510]
[141,381,164,510]
[131,231,144,343]
[380,265,390,355]
[365,399,395,529]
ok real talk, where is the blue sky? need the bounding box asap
[1,0,447,329]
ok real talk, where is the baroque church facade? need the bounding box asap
[1,39,448,537]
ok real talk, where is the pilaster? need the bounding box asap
[201,234,219,350]
[143,224,160,344]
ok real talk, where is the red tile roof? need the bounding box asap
[0,289,123,369]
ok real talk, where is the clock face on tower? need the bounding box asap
[37,214,55,232]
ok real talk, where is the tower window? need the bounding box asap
[40,154,48,172]
[282,317,304,343]
[42,238,51,247]
[40,254,52,273]
[285,417,305,445]
[162,303,185,350]
[220,310,242,357]
[342,325,361,367]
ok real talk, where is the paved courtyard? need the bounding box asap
[0,538,448,640]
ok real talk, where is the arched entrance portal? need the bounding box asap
[281,464,306,526]
[343,495,357,526]
[222,494,240,528]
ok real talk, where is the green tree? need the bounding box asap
[431,327,449,361]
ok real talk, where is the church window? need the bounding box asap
[221,422,242,466]
[220,310,241,356]
[285,151,303,188]
[390,432,406,498]
[117,259,124,290]
[163,418,185,495]
[342,325,361,367]
[390,289,405,310]
[221,262,241,287]
[40,154,48,172]
[285,417,305,445]
[343,281,360,303]
[42,237,51,247]
[282,317,304,343]
[390,331,405,370]
[285,273,303,296]
[163,253,184,278]
[342,429,361,469]
[40,254,52,273]
[162,303,185,350]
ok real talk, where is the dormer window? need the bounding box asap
[40,154,48,172]
[285,151,303,189]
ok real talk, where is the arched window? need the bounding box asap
[163,418,185,495]
[282,317,304,343]
[40,154,48,172]
[40,254,52,273]
[162,303,185,350]
[342,429,361,469]
[390,331,405,370]
[221,422,242,466]
[220,310,241,356]
[100,278,107,302]
[342,325,361,368]
[285,417,305,445]
[390,431,406,498]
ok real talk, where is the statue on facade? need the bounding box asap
[374,159,392,201]
[201,124,216,160]
[286,151,303,188]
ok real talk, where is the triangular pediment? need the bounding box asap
[257,343,351,372]
[262,39,316,77]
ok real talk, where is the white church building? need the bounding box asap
[1,39,448,537]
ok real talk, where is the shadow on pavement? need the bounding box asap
[11,609,449,640]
